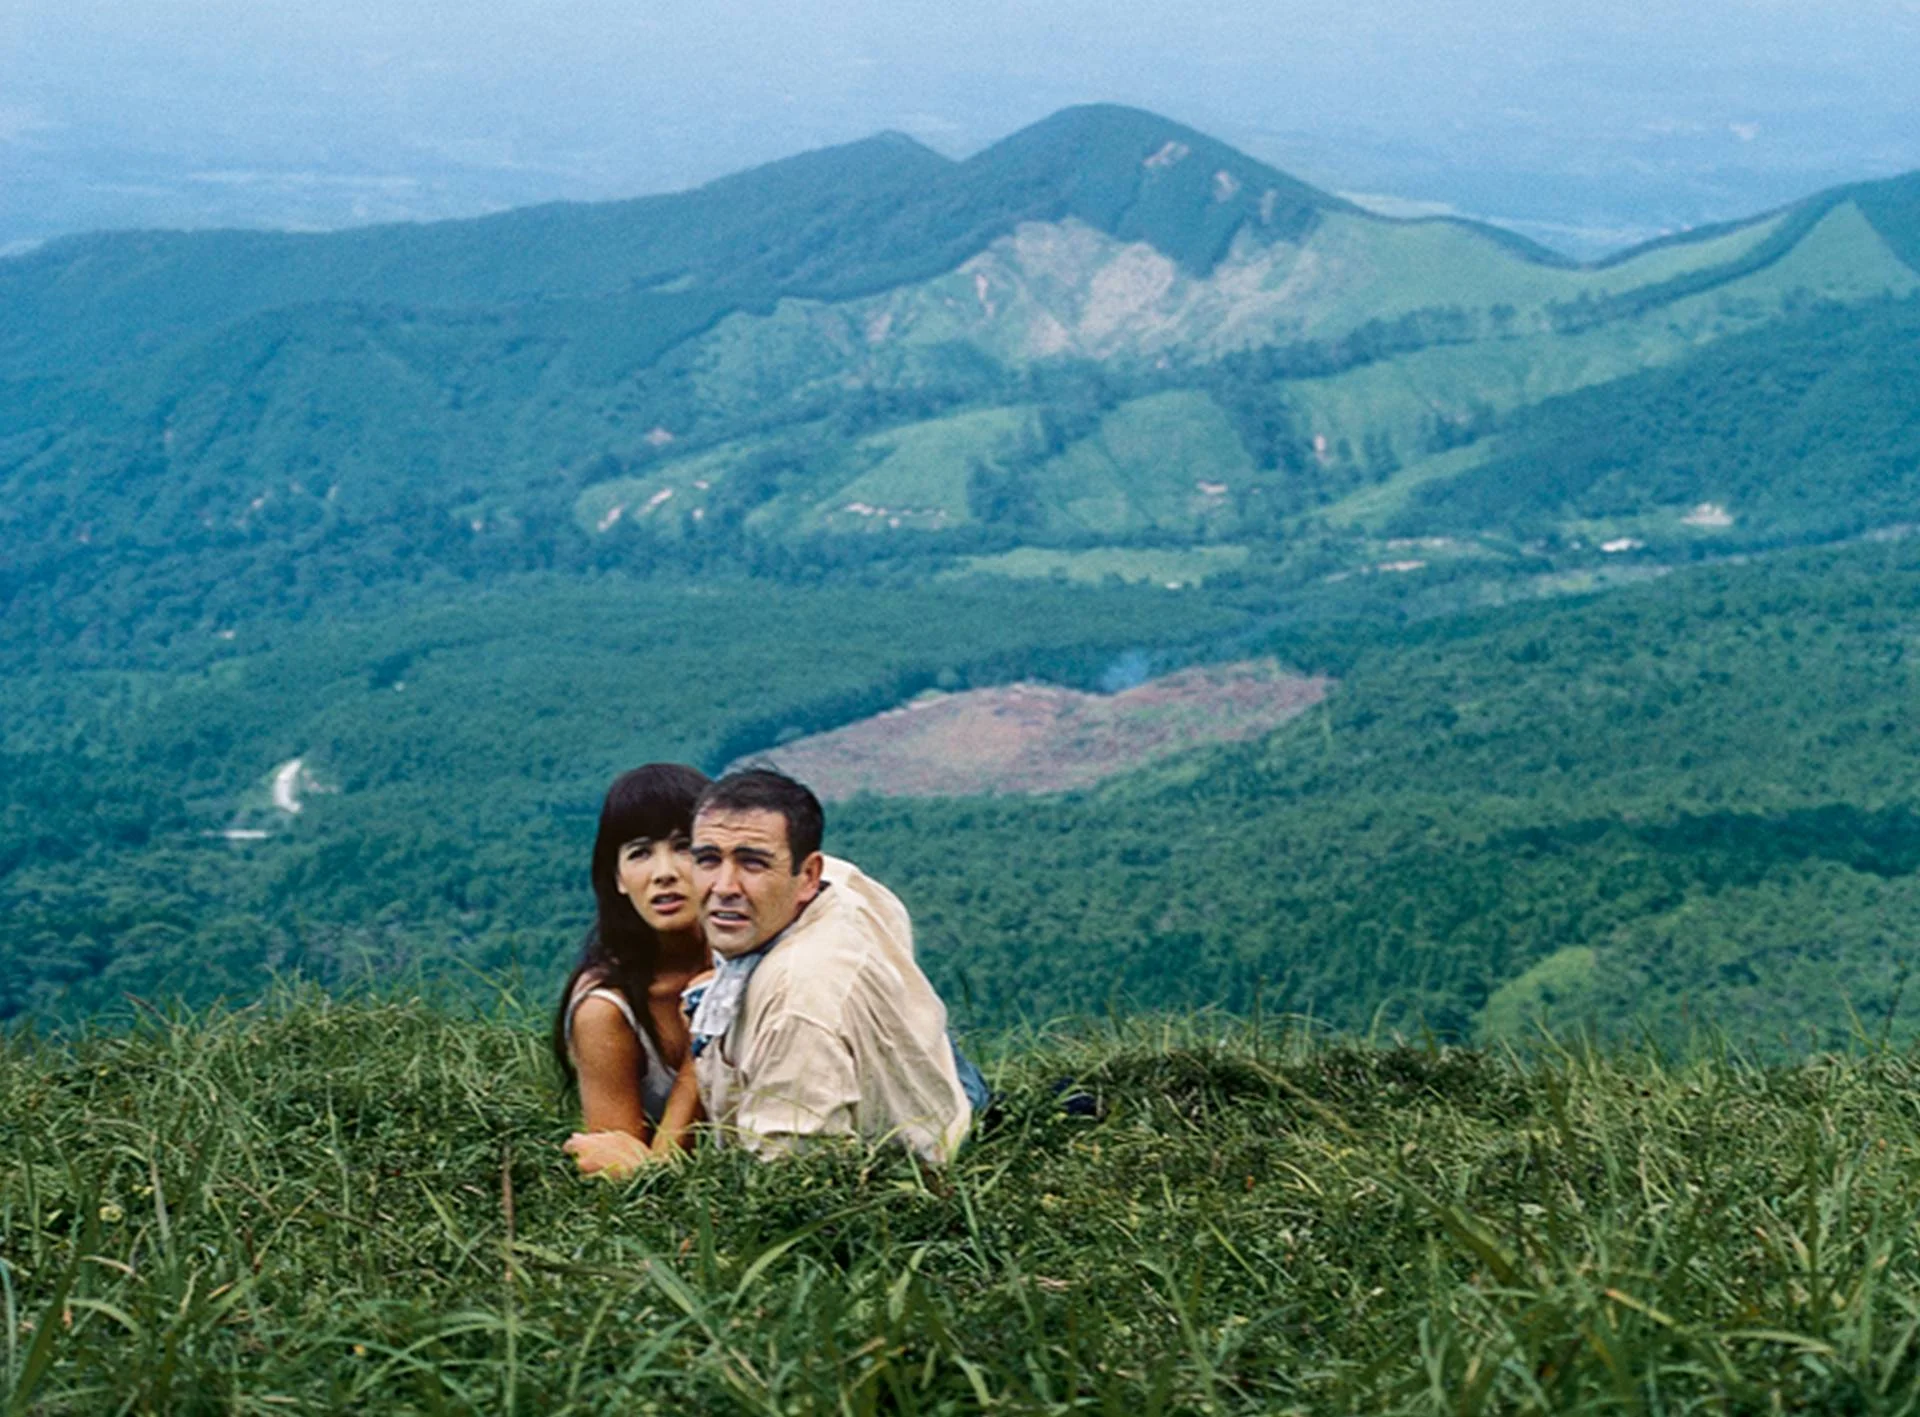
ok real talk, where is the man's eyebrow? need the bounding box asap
[692,842,779,861]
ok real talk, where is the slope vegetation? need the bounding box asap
[1391,292,1920,544]
[12,992,1920,1412]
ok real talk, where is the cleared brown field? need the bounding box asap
[749,658,1329,800]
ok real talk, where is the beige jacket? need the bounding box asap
[695,856,971,1163]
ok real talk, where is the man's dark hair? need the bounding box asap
[695,768,824,869]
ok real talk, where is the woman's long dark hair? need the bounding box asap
[551,762,710,1088]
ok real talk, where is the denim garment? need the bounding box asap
[949,1037,992,1113]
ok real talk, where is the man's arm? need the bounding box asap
[733,1015,860,1158]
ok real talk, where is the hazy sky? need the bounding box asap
[5,0,1919,256]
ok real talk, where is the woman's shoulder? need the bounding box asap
[567,968,639,1033]
[569,990,634,1036]
[568,961,611,997]
[567,992,645,1078]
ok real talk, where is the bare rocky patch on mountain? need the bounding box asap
[751,658,1329,800]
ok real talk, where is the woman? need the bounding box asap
[554,762,712,1175]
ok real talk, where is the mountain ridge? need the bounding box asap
[9,102,1857,382]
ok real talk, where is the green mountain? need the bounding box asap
[4,151,1916,668]
[7,107,1919,645]
[0,133,945,377]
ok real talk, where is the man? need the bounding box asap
[685,767,973,1162]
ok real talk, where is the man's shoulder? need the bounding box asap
[789,857,909,953]
[820,855,907,923]
[754,858,916,1013]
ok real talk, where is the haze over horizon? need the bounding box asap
[4,0,1919,259]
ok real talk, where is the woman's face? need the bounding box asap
[614,832,699,934]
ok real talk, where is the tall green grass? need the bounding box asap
[9,987,1920,1412]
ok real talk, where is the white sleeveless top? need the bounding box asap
[564,971,676,1127]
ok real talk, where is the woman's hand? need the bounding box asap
[563,1129,655,1178]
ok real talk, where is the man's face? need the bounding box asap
[692,806,823,957]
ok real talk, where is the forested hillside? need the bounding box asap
[9,534,1920,1049]
[841,537,1920,1046]
[7,106,1920,1047]
[1391,294,1920,545]
[0,576,1242,1021]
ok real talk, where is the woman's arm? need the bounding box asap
[649,1055,703,1157]
[563,995,652,1176]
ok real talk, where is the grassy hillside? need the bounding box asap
[1392,293,1920,545]
[563,226,1919,556]
[10,989,1920,1412]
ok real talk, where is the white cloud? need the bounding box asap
[185,169,423,191]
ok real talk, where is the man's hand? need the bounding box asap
[563,1129,654,1178]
